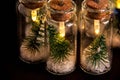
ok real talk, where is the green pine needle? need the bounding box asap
[23,36,42,53]
[21,19,45,53]
[47,25,71,63]
[84,35,109,67]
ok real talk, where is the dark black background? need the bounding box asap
[2,0,17,61]
[2,0,120,80]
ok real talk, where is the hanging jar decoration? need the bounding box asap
[111,0,120,48]
[111,11,120,48]
[16,0,49,64]
[46,0,77,75]
[79,0,113,75]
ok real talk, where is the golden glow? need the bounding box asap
[81,23,84,30]
[59,22,65,37]
[116,0,120,9]
[31,10,37,21]
[94,20,100,35]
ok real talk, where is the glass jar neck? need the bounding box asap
[82,0,113,13]
[47,0,76,22]
[19,0,47,9]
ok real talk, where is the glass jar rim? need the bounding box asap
[82,0,113,13]
[47,0,76,14]
[19,0,47,3]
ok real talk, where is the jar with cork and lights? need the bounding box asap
[46,0,77,75]
[16,0,49,64]
[79,0,114,75]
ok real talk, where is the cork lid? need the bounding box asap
[48,0,76,21]
[86,0,108,9]
[20,0,46,9]
[49,0,74,11]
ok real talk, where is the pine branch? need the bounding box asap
[47,25,71,63]
[22,35,42,53]
[84,35,108,67]
[21,14,46,54]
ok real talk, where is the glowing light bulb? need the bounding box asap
[94,20,100,35]
[59,22,65,37]
[31,10,37,21]
[81,23,84,30]
[116,0,120,9]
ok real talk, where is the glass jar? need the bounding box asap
[79,0,113,75]
[111,0,120,48]
[16,0,49,64]
[46,0,77,75]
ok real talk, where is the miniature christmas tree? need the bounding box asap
[47,25,71,63]
[21,7,46,53]
[86,35,109,66]
[20,8,48,62]
[81,34,110,73]
[21,20,45,53]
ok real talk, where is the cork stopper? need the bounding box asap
[49,0,73,11]
[85,0,110,20]
[49,0,75,21]
[86,0,108,9]
[21,0,46,9]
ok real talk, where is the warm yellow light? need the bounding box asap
[59,22,65,37]
[116,0,120,9]
[81,23,84,30]
[95,29,99,35]
[94,20,100,35]
[31,10,37,21]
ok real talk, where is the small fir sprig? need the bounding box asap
[84,35,109,67]
[21,8,46,53]
[47,25,71,63]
